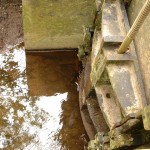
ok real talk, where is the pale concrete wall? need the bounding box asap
[23,0,95,50]
[128,0,150,104]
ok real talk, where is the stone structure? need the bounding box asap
[128,0,150,104]
[23,0,95,50]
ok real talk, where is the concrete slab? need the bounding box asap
[128,0,150,104]
[102,0,126,44]
[107,63,145,116]
[95,85,122,128]
[23,0,95,50]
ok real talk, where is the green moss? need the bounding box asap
[22,0,95,49]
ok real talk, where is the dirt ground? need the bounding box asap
[0,0,23,52]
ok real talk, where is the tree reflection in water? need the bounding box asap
[0,45,88,150]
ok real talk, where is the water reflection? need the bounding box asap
[0,45,88,149]
[0,47,28,96]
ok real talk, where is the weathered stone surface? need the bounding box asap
[111,118,142,135]
[142,105,150,130]
[86,96,109,133]
[23,0,95,50]
[107,63,145,116]
[91,30,103,63]
[91,54,107,86]
[79,65,96,140]
[95,85,122,128]
[110,130,150,149]
[102,0,126,44]
[128,0,150,104]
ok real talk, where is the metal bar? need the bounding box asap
[118,0,150,54]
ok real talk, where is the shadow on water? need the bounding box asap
[0,45,88,150]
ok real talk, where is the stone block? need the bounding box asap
[23,0,95,50]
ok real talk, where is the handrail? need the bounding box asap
[117,0,150,54]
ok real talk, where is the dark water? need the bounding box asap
[0,46,88,150]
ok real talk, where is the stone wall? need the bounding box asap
[128,0,150,104]
[23,0,95,50]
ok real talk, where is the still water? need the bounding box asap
[0,45,88,150]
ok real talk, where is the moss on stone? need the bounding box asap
[23,0,95,49]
